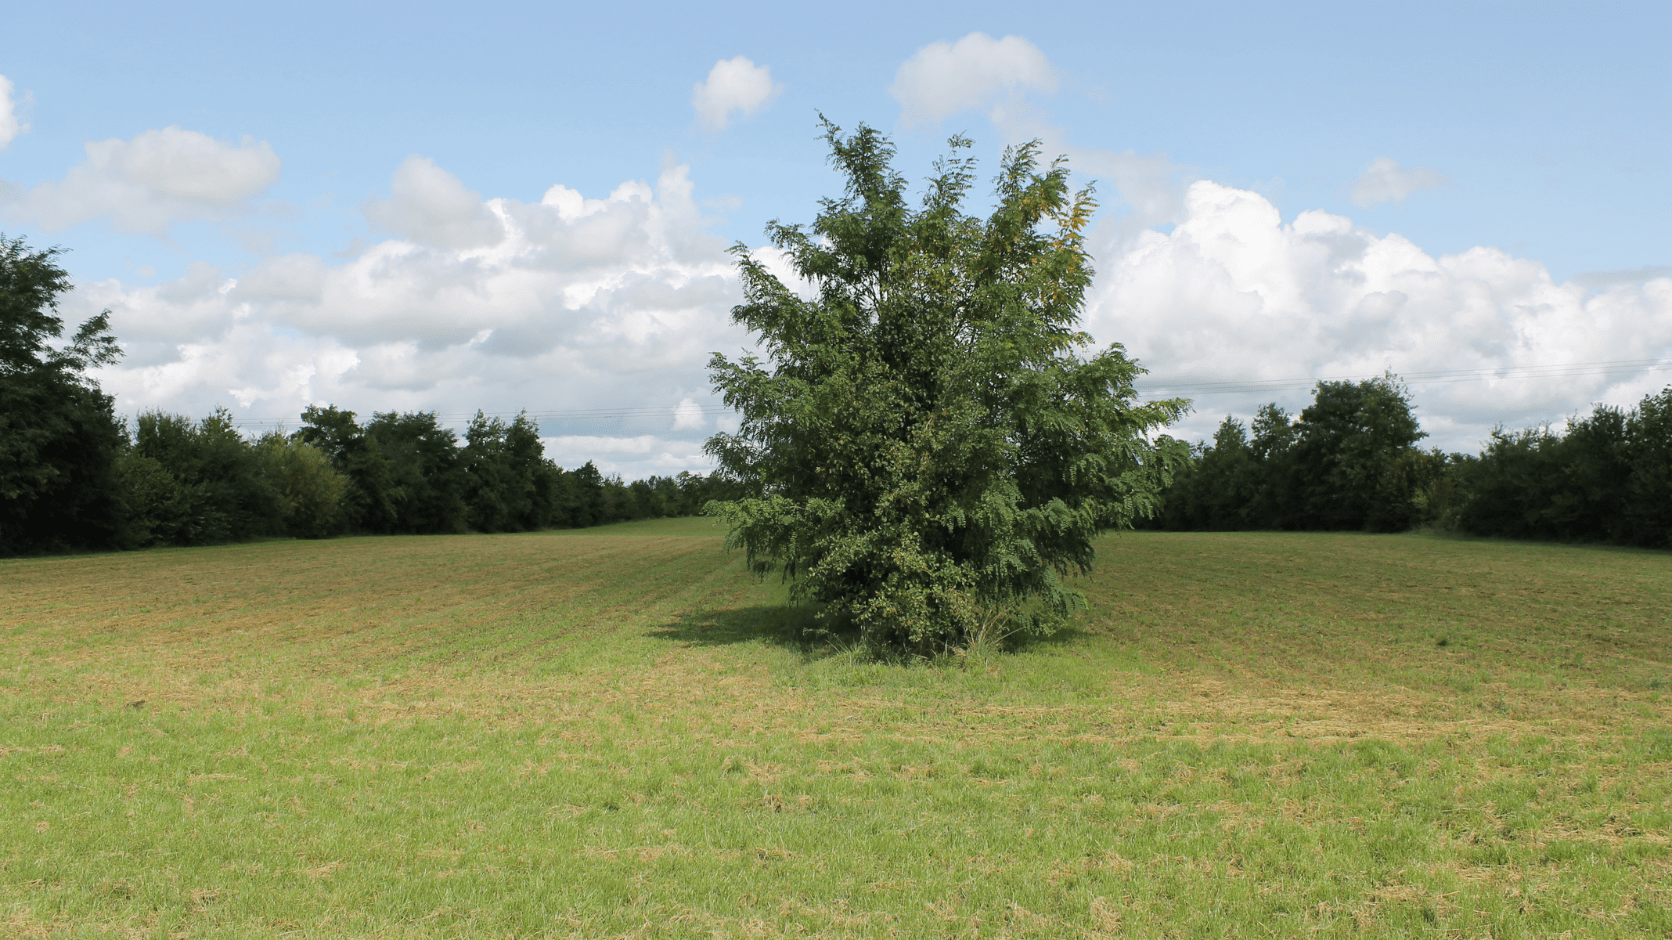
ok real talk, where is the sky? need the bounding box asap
[2,0,1669,477]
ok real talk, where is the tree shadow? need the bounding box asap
[649,602,1100,663]
[647,604,836,652]
[1008,621,1098,653]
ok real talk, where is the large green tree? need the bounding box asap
[0,235,125,554]
[704,123,1188,655]
[1149,377,1432,533]
[1291,376,1428,532]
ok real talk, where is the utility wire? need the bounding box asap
[1138,357,1672,395]
[221,357,1672,430]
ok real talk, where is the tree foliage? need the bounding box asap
[1151,377,1434,533]
[1451,389,1672,547]
[1150,378,1672,549]
[704,123,1188,655]
[123,409,279,545]
[290,404,739,538]
[0,235,126,554]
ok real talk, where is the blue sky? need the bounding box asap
[2,1,1669,474]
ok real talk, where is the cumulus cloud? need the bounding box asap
[692,56,782,131]
[364,156,503,249]
[67,149,1672,475]
[978,101,1197,255]
[1084,181,1672,449]
[890,33,1057,126]
[1572,265,1672,290]
[0,74,28,149]
[543,434,711,474]
[1350,157,1448,207]
[5,126,280,233]
[671,396,706,430]
[75,154,751,478]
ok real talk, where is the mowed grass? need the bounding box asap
[2,521,1669,939]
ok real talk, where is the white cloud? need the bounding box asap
[5,126,280,233]
[979,101,1197,255]
[364,156,503,248]
[671,396,706,430]
[542,434,712,477]
[890,33,1057,126]
[692,56,782,132]
[68,148,1672,476]
[1350,157,1448,207]
[0,74,28,149]
[1085,181,1672,450]
[1572,265,1672,289]
[75,154,751,478]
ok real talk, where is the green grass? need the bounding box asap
[2,524,1669,938]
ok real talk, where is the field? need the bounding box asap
[2,520,1669,939]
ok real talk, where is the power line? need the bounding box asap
[219,357,1672,429]
[1136,358,1672,396]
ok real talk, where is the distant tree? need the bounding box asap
[627,478,661,520]
[565,461,605,527]
[529,459,567,528]
[1149,379,1430,533]
[704,122,1188,655]
[364,411,467,534]
[127,408,279,545]
[1150,417,1258,530]
[1545,405,1632,541]
[255,433,346,539]
[1290,376,1427,532]
[598,473,630,524]
[295,405,398,532]
[1245,403,1301,528]
[1621,387,1672,547]
[0,235,126,554]
[112,449,185,548]
[1454,388,1672,548]
[463,411,530,532]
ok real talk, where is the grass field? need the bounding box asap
[2,519,1669,938]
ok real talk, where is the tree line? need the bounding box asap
[9,229,1669,563]
[1147,375,1672,549]
[114,405,744,549]
[1,235,740,556]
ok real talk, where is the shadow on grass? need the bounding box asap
[649,603,1098,663]
[648,605,831,652]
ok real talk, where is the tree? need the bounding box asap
[255,433,346,539]
[0,235,126,554]
[703,122,1188,656]
[1452,388,1672,548]
[127,408,280,545]
[296,405,398,533]
[362,411,467,534]
[1148,379,1430,534]
[564,461,606,527]
[1290,376,1427,532]
[1246,403,1301,528]
[1621,387,1672,548]
[462,410,545,532]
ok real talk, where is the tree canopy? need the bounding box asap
[0,235,126,554]
[1149,376,1432,533]
[703,122,1188,656]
